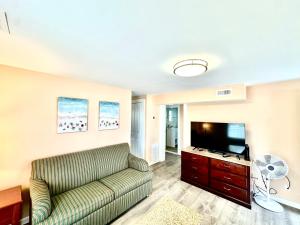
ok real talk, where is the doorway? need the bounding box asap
[165,105,179,154]
[131,99,145,159]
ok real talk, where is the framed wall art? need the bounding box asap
[98,101,120,130]
[57,97,88,133]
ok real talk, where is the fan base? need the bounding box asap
[254,195,284,213]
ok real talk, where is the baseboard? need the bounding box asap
[149,161,160,166]
[20,216,29,225]
[165,150,180,155]
[149,161,155,166]
[271,196,300,210]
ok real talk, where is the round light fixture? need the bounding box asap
[173,59,208,77]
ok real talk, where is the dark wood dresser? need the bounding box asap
[181,148,251,208]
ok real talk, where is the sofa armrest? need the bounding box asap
[128,153,149,172]
[30,179,52,224]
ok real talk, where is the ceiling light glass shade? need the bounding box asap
[173,59,208,77]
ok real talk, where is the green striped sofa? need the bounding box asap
[29,143,152,225]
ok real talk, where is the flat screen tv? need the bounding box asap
[191,122,246,155]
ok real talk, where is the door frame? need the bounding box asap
[159,105,166,161]
[131,99,146,159]
[160,104,182,157]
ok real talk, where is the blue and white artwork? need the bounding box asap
[57,97,88,133]
[99,101,120,130]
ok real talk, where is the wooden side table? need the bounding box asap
[0,186,22,225]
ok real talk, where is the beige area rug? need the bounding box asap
[135,197,211,225]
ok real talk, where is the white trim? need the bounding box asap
[131,99,146,160]
[166,150,180,155]
[271,196,300,210]
[165,105,180,154]
[177,105,181,155]
[159,105,166,162]
[149,161,160,166]
[20,216,29,225]
[182,104,190,148]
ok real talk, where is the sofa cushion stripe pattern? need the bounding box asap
[128,153,149,172]
[31,143,130,196]
[100,168,153,198]
[73,181,152,225]
[31,150,95,196]
[30,143,152,225]
[30,179,52,224]
[93,143,129,180]
[72,201,114,225]
[39,181,114,225]
[114,181,152,216]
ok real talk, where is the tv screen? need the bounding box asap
[191,122,246,154]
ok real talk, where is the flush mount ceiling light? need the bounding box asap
[173,59,208,77]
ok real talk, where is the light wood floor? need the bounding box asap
[111,153,300,225]
[166,146,178,153]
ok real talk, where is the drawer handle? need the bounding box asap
[223,164,231,169]
[193,176,199,179]
[192,157,197,160]
[192,166,198,170]
[223,187,231,191]
[223,176,232,180]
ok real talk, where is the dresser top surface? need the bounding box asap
[182,146,251,167]
[0,186,22,209]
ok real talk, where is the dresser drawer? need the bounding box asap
[182,162,208,174]
[211,159,247,176]
[211,169,247,189]
[211,179,248,202]
[181,164,207,178]
[190,163,208,174]
[182,151,208,165]
[185,173,209,186]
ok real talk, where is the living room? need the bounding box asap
[1,1,300,225]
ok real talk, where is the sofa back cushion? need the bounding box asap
[31,143,130,196]
[31,149,95,196]
[93,143,129,180]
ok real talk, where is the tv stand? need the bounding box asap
[208,149,218,153]
[222,153,231,158]
[181,147,251,209]
[193,147,205,151]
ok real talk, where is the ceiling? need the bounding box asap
[1,0,300,95]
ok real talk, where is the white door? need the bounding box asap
[131,99,145,159]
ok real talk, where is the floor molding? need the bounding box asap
[165,150,179,155]
[149,161,160,166]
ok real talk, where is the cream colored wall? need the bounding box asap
[133,95,160,163]
[146,80,300,204]
[187,81,300,203]
[153,84,247,105]
[145,83,248,162]
[0,65,132,192]
[145,95,160,162]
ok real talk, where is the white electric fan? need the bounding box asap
[254,154,288,213]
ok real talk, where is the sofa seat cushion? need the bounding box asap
[39,181,114,225]
[100,168,153,198]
